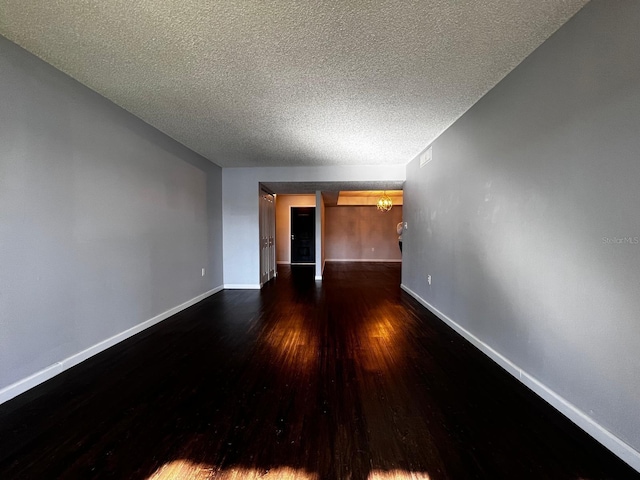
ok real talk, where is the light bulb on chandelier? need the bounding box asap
[377,191,393,212]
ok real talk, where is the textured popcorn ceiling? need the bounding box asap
[0,0,587,167]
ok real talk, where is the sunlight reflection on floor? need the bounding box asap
[147,461,318,479]
[369,470,431,479]
[147,459,212,479]
[264,312,319,374]
[147,460,431,479]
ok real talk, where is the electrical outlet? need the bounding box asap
[427,275,432,285]
[201,268,206,277]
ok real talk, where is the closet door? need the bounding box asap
[259,191,276,285]
[268,196,276,280]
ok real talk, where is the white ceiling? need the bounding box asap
[0,0,587,168]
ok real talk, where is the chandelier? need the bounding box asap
[376,191,393,212]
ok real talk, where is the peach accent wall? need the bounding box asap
[275,194,316,263]
[325,206,403,261]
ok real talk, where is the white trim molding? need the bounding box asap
[400,283,640,473]
[0,286,224,405]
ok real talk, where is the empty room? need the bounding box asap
[1,1,639,478]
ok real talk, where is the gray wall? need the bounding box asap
[222,165,405,287]
[403,1,640,461]
[0,37,223,395]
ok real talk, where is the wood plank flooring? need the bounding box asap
[0,262,637,479]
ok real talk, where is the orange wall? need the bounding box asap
[275,194,316,263]
[325,206,402,261]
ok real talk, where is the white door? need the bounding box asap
[268,195,276,279]
[259,191,276,285]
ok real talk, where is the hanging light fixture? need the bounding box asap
[376,191,393,212]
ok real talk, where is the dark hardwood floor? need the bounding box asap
[0,263,637,479]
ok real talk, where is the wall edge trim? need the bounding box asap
[0,286,224,406]
[400,283,640,473]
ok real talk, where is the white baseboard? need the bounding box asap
[276,261,289,265]
[325,258,402,263]
[0,363,65,406]
[315,275,323,281]
[0,286,223,406]
[400,283,640,473]
[223,284,261,289]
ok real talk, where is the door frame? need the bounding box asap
[288,204,315,264]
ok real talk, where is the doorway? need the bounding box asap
[291,207,315,264]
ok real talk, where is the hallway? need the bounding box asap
[0,263,636,479]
